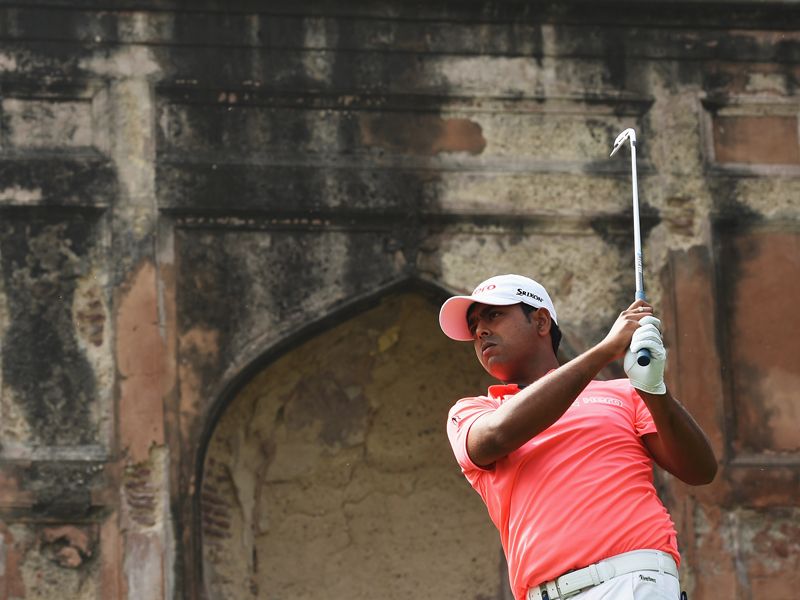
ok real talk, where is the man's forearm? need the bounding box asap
[640,389,718,485]
[475,343,615,463]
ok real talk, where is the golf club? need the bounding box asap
[610,128,651,367]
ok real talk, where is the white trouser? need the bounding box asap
[567,570,679,599]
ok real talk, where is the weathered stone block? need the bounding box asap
[716,225,800,455]
[0,210,112,458]
[3,98,94,150]
[713,115,800,165]
[0,521,100,599]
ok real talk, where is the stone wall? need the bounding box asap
[0,1,797,599]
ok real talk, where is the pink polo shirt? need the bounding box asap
[446,378,679,600]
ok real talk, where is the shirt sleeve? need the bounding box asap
[446,396,499,475]
[630,386,658,437]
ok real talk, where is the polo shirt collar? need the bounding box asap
[487,370,557,399]
[488,383,521,399]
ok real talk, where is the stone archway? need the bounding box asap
[200,291,505,599]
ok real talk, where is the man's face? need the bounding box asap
[467,302,540,383]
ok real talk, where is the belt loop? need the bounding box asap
[657,551,665,574]
[530,584,550,600]
[588,564,601,586]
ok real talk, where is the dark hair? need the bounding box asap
[520,303,562,355]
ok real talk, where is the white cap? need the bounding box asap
[438,274,558,341]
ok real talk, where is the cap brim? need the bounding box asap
[438,294,520,341]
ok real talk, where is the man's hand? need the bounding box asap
[599,300,655,360]
[624,315,667,394]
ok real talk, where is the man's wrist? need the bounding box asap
[637,385,668,400]
[594,339,623,364]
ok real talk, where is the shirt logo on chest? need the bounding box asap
[570,396,624,409]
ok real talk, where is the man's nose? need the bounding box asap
[475,320,491,337]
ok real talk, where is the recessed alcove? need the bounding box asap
[200,292,505,599]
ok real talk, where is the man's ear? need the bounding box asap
[536,309,552,337]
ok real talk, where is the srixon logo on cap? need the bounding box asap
[473,284,496,294]
[517,288,544,303]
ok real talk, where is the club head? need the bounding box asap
[610,128,637,157]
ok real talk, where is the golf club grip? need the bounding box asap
[636,348,651,367]
[634,290,651,366]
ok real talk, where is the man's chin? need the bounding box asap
[486,363,511,382]
[479,355,515,381]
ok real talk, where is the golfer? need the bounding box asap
[440,274,717,600]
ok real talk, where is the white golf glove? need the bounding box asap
[624,315,667,395]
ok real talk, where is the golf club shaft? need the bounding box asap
[628,137,651,367]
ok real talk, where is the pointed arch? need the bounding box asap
[189,275,467,595]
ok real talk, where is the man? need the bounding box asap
[440,274,717,600]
